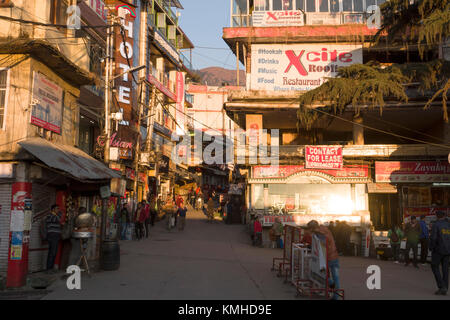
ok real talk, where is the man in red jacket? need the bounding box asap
[307,220,340,300]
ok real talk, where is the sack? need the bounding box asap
[40,216,48,241]
[390,230,399,243]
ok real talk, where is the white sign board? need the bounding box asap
[250,44,363,92]
[252,10,304,27]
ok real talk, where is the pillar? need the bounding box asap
[353,115,364,145]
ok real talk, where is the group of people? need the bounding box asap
[328,221,353,256]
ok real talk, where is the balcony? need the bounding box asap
[154,0,179,25]
[180,51,192,71]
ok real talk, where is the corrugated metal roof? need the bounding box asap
[19,138,121,182]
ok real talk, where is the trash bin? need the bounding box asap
[101,240,120,271]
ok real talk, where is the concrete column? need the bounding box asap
[353,115,364,145]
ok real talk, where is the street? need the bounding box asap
[42,209,450,301]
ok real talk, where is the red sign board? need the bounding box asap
[253,165,368,179]
[403,207,449,218]
[147,74,176,102]
[125,167,135,180]
[305,146,343,170]
[375,161,450,183]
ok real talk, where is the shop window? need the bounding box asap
[330,0,340,12]
[319,0,329,12]
[0,69,9,130]
[50,0,69,26]
[253,184,264,209]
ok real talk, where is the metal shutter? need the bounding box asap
[29,183,55,272]
[0,184,11,277]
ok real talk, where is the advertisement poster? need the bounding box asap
[252,165,368,179]
[10,210,24,232]
[176,72,185,135]
[30,72,64,134]
[250,43,363,91]
[252,10,305,27]
[310,234,327,286]
[305,146,343,170]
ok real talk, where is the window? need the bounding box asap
[343,0,364,12]
[273,0,293,10]
[0,69,9,129]
[319,0,329,12]
[255,0,270,11]
[50,0,69,25]
[296,0,305,10]
[306,0,316,12]
[330,0,340,12]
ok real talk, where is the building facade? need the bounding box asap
[223,0,450,250]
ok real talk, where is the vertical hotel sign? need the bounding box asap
[115,5,136,126]
[175,72,185,135]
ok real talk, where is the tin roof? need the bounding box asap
[19,138,121,182]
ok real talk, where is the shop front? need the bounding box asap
[248,164,371,249]
[375,161,450,229]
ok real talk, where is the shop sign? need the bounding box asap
[147,73,177,101]
[252,10,304,27]
[114,6,135,126]
[176,72,185,135]
[252,165,368,179]
[139,172,146,184]
[375,161,450,183]
[367,183,397,194]
[125,167,135,180]
[250,43,363,92]
[0,163,14,178]
[305,146,343,170]
[30,72,64,134]
[403,207,449,218]
[262,215,295,226]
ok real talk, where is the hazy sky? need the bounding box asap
[178,0,242,70]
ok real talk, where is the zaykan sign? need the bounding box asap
[375,161,450,183]
[251,44,363,91]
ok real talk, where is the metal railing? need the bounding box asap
[180,51,192,70]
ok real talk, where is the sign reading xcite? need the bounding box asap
[251,44,363,92]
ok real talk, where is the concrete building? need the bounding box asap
[222,0,450,250]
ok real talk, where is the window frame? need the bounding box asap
[0,68,10,130]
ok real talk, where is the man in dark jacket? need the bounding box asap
[404,216,421,268]
[430,211,450,295]
[419,215,430,265]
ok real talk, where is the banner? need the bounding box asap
[252,10,305,27]
[375,161,450,183]
[31,72,63,134]
[305,146,343,170]
[310,234,327,286]
[252,165,368,179]
[251,43,363,91]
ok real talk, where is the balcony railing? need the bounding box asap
[180,51,192,71]
[185,93,194,105]
[231,11,369,27]
[154,0,179,25]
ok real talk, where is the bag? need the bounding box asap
[40,216,48,241]
[390,230,399,243]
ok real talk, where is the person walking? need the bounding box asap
[149,195,157,227]
[142,200,150,239]
[272,218,283,248]
[429,211,450,295]
[177,204,188,231]
[306,220,341,300]
[206,197,215,222]
[120,207,130,240]
[46,204,64,273]
[134,203,144,240]
[388,224,403,263]
[253,216,263,247]
[419,215,430,265]
[403,216,421,268]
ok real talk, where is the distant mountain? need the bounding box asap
[196,67,246,87]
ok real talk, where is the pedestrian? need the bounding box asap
[177,203,188,231]
[143,200,150,238]
[388,224,403,263]
[306,220,340,300]
[46,204,64,273]
[149,195,157,227]
[134,203,144,240]
[403,216,421,268]
[120,207,130,240]
[341,221,352,255]
[272,218,283,248]
[207,197,215,222]
[419,215,430,265]
[157,195,163,220]
[253,215,263,247]
[430,211,450,295]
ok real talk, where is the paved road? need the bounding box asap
[42,208,449,300]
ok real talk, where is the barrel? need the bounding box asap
[101,240,120,271]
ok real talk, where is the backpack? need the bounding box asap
[390,229,399,243]
[40,216,48,241]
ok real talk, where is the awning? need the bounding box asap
[19,138,121,182]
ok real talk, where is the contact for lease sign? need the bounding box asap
[250,43,363,92]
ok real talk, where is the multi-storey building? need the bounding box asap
[223,0,450,251]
